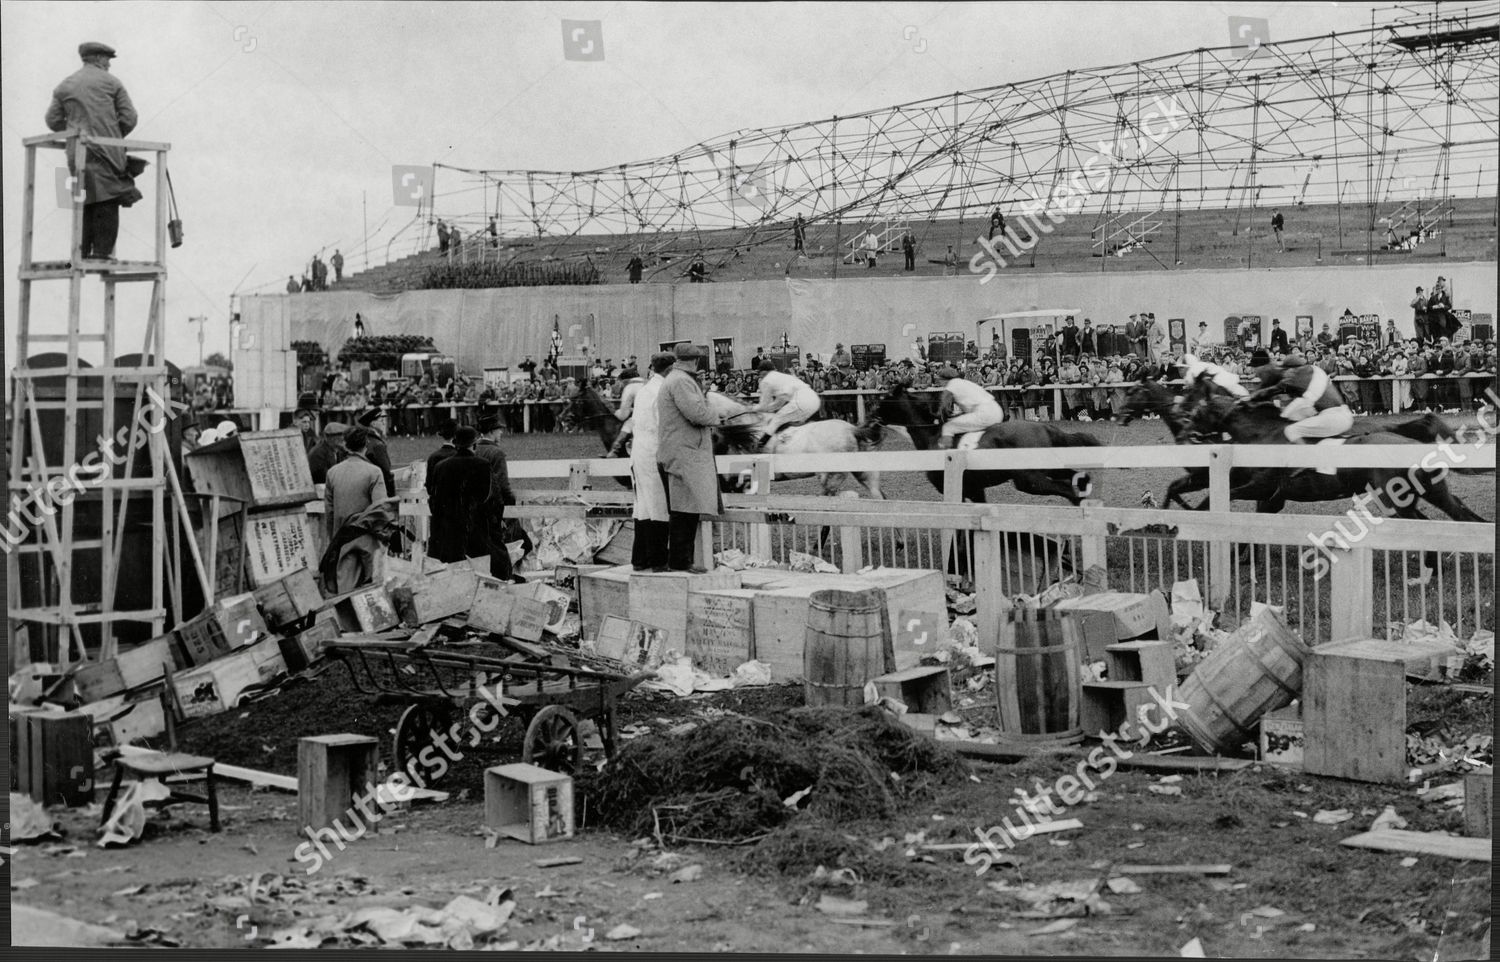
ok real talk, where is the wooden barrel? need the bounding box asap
[994,608,1083,745]
[1177,606,1311,755]
[803,588,893,708]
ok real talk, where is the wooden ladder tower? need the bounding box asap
[8,130,209,670]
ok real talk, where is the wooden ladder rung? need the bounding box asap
[24,333,109,343]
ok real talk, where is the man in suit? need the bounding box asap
[426,427,492,564]
[306,421,347,485]
[474,413,520,581]
[46,42,139,260]
[324,428,388,541]
[424,418,458,492]
[655,343,722,571]
[1060,317,1081,359]
[1268,318,1290,355]
[356,407,397,497]
[1080,319,1097,357]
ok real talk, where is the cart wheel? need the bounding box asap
[393,703,454,784]
[522,705,583,774]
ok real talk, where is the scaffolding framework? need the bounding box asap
[412,3,1496,274]
[8,130,209,668]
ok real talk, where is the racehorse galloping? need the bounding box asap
[568,383,632,488]
[1184,395,1485,526]
[874,385,1100,505]
[712,392,885,498]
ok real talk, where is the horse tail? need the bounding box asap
[854,418,884,451]
[718,420,761,451]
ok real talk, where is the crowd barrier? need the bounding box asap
[202,373,1497,433]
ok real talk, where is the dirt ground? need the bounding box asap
[11,676,1491,957]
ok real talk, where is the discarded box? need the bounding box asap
[1105,640,1176,690]
[1259,702,1304,769]
[391,567,479,627]
[1080,681,1155,738]
[9,707,46,792]
[484,763,575,844]
[578,566,631,640]
[517,581,573,634]
[686,589,758,676]
[184,427,316,510]
[15,711,94,806]
[554,563,609,610]
[470,576,520,634]
[172,635,288,719]
[628,568,742,651]
[299,734,381,833]
[1463,767,1492,838]
[78,692,167,747]
[1052,591,1170,642]
[253,567,326,629]
[332,585,400,633]
[279,609,341,672]
[594,615,666,668]
[873,665,953,714]
[175,594,268,668]
[242,506,319,588]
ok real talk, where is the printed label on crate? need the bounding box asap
[686,593,754,677]
[241,431,315,503]
[245,511,315,587]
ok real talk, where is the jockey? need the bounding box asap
[1247,353,1354,443]
[606,366,643,457]
[754,359,821,448]
[937,365,1005,448]
[1178,352,1250,400]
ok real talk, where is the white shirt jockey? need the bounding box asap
[615,378,643,434]
[756,369,821,434]
[941,376,1005,437]
[1253,361,1354,443]
[1181,354,1249,398]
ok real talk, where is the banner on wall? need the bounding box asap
[927,331,966,363]
[1168,318,1186,354]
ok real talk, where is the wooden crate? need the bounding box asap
[578,565,632,640]
[627,568,742,652]
[175,594,268,668]
[9,708,45,792]
[391,568,479,627]
[554,563,610,612]
[78,692,167,746]
[279,609,341,673]
[470,576,519,635]
[686,589,758,676]
[74,633,177,702]
[172,635,288,719]
[1080,681,1155,739]
[242,507,318,589]
[750,574,859,683]
[484,763,574,844]
[253,568,326,629]
[331,585,400,633]
[1463,767,1492,838]
[184,427,315,510]
[1303,638,1457,784]
[298,734,380,833]
[873,665,953,714]
[1106,641,1176,690]
[1053,591,1171,642]
[16,711,94,806]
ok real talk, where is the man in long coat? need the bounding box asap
[629,353,675,570]
[655,343,722,571]
[426,427,492,564]
[46,42,138,259]
[474,413,519,581]
[356,407,397,497]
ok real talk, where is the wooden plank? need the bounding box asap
[1339,829,1492,862]
[1114,754,1255,773]
[1113,864,1234,876]
[1464,767,1492,839]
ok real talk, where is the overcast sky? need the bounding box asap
[2,0,1388,366]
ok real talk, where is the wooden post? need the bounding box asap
[940,450,967,581]
[1328,545,1374,642]
[1052,386,1063,421]
[567,461,591,492]
[972,523,1008,647]
[1206,446,1231,608]
[1077,500,1108,589]
[855,392,867,422]
[747,459,773,560]
[523,402,530,434]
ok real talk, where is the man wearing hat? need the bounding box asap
[606,366,644,459]
[324,428,388,542]
[655,344,722,571]
[1247,354,1354,443]
[424,418,459,491]
[474,411,519,581]
[753,359,821,449]
[426,427,493,565]
[629,353,677,570]
[306,420,348,485]
[46,42,139,260]
[355,407,396,496]
[1268,319,1290,356]
[293,409,318,452]
[936,364,1004,448]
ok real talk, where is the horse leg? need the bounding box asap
[856,471,883,499]
[1166,472,1207,510]
[1013,470,1084,504]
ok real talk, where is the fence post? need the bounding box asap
[941,450,967,584]
[1077,499,1108,589]
[568,461,591,491]
[972,518,1007,646]
[748,458,774,560]
[855,392,866,422]
[1328,545,1374,642]
[1206,446,1232,608]
[523,402,531,434]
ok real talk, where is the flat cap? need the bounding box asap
[323,420,349,435]
[79,41,117,58]
[674,342,705,360]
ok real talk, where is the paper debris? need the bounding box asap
[1027,918,1078,936]
[1179,936,1206,957]
[604,924,641,941]
[1312,809,1354,825]
[1106,877,1142,895]
[668,865,702,884]
[1148,785,1182,796]
[1369,806,1407,832]
[816,895,868,916]
[1399,857,1418,867]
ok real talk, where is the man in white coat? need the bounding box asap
[936,365,1005,448]
[628,353,675,570]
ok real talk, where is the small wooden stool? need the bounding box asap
[100,753,220,832]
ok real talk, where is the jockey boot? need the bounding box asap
[606,432,630,458]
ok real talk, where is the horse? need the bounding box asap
[567,382,632,488]
[1120,378,1471,510]
[711,391,885,498]
[872,384,1101,505]
[1183,394,1484,578]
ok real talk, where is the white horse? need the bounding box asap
[707,390,884,498]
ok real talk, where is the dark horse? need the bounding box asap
[873,384,1102,505]
[1119,378,1466,510]
[1183,394,1485,527]
[568,383,632,488]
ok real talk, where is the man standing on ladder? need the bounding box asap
[936,365,1004,448]
[753,359,820,449]
[46,41,138,261]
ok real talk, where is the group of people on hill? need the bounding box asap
[286,250,344,293]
